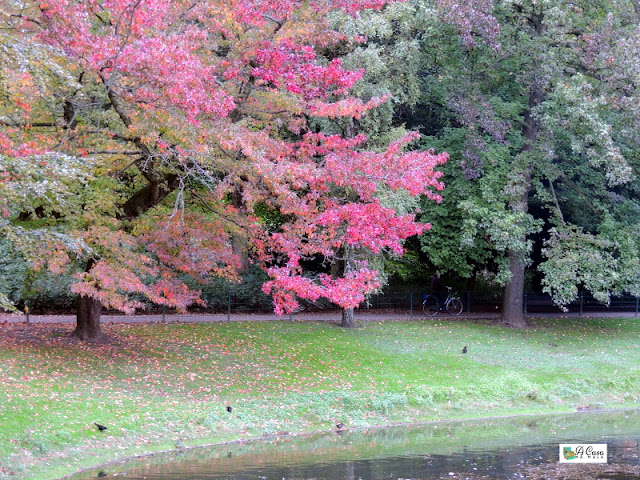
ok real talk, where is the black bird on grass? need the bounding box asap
[462,346,467,354]
[336,423,345,430]
[94,423,107,432]
[226,405,233,413]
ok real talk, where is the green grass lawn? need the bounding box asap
[1,316,640,479]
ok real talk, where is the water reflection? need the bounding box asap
[70,410,640,480]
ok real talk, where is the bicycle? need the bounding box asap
[422,287,463,317]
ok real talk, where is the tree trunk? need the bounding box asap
[500,11,546,328]
[231,187,250,273]
[501,251,527,328]
[74,294,102,340]
[500,169,534,328]
[74,79,183,338]
[466,267,477,293]
[74,258,102,340]
[232,235,250,273]
[341,307,356,328]
[120,174,180,219]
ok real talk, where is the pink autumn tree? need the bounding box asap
[0,0,445,335]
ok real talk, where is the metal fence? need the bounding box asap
[180,289,640,318]
[522,291,640,316]
[365,289,640,317]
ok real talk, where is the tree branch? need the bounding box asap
[262,14,286,34]
[7,13,43,27]
[90,150,142,156]
[547,178,565,224]
[633,0,640,22]
[190,189,246,229]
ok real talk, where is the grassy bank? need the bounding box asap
[1,316,640,479]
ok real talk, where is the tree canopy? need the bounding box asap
[0,0,446,335]
[3,0,640,331]
[338,0,640,326]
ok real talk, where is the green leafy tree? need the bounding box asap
[434,0,640,326]
[340,0,640,327]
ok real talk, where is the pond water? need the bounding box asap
[69,410,640,480]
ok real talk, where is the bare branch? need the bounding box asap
[262,14,286,34]
[547,178,565,224]
[90,150,142,156]
[190,189,246,229]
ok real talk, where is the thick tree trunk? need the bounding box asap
[341,307,356,328]
[500,175,534,328]
[74,295,102,340]
[501,251,527,328]
[500,154,535,328]
[121,174,180,219]
[330,256,344,278]
[73,258,103,340]
[500,12,546,328]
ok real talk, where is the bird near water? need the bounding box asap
[94,423,107,432]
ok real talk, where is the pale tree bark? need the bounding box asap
[341,307,356,328]
[339,247,358,328]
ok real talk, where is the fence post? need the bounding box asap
[466,291,471,314]
[227,291,231,322]
[579,291,584,318]
[636,296,639,318]
[409,292,413,318]
[524,292,528,314]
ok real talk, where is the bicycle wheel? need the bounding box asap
[446,297,463,316]
[423,296,439,317]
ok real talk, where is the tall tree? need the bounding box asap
[340,0,640,327]
[424,0,640,326]
[0,0,446,335]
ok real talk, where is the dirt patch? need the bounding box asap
[0,322,121,348]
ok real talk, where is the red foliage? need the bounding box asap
[4,0,448,315]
